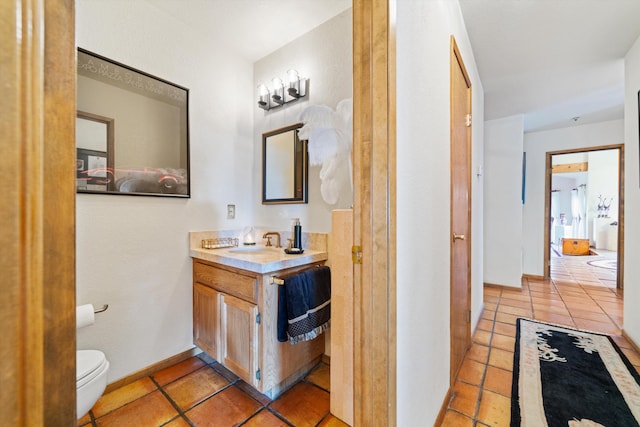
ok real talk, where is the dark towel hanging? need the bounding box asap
[277,266,331,344]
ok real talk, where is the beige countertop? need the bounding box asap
[189,245,328,274]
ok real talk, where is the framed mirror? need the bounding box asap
[262,123,308,204]
[76,48,190,197]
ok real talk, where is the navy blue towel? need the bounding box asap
[277,266,331,344]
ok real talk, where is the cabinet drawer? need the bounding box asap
[194,261,257,303]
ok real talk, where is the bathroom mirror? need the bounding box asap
[76,48,190,197]
[262,123,308,204]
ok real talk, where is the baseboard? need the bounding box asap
[434,385,452,427]
[104,347,200,394]
[621,330,640,355]
[522,274,546,281]
[322,354,331,365]
[483,281,523,289]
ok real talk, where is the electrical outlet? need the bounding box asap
[227,204,236,219]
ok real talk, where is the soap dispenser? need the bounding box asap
[285,218,304,254]
[292,218,302,249]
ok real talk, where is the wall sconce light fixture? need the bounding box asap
[258,69,308,111]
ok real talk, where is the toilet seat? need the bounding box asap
[77,350,108,389]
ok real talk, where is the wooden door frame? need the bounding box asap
[1,0,76,424]
[353,0,397,425]
[543,144,625,289]
[449,36,473,384]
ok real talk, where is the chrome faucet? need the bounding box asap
[263,232,282,248]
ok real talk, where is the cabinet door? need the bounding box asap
[220,293,259,387]
[193,283,220,360]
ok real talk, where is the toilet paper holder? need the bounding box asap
[94,304,109,314]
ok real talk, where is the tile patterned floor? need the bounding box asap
[441,252,640,426]
[78,357,347,427]
[80,251,637,427]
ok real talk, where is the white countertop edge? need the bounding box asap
[189,247,328,274]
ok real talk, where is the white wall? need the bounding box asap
[483,116,524,287]
[522,119,624,276]
[396,1,484,424]
[624,35,640,344]
[253,9,353,234]
[76,0,255,382]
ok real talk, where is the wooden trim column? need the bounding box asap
[0,0,76,424]
[353,0,397,425]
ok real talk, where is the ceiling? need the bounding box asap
[148,1,640,133]
[458,0,640,132]
[148,0,351,62]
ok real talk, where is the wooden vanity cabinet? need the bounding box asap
[192,258,325,398]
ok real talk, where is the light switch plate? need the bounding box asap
[227,204,235,219]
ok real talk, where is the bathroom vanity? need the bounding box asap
[190,236,328,398]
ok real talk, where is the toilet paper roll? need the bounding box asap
[76,304,95,329]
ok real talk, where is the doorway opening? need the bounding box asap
[543,145,624,290]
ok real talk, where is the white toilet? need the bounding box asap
[76,303,110,419]
[77,349,110,419]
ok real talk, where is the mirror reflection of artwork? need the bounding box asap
[262,123,308,204]
[76,48,190,197]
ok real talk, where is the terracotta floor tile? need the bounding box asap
[95,390,178,427]
[235,380,272,406]
[476,390,511,427]
[533,311,575,328]
[442,409,474,426]
[488,348,514,371]
[620,347,640,366]
[491,333,516,352]
[466,343,490,364]
[163,416,192,427]
[568,309,613,323]
[305,362,330,391]
[457,359,485,386]
[242,409,290,427]
[91,377,157,418]
[473,329,491,346]
[572,318,621,335]
[77,412,92,426]
[498,304,531,317]
[492,322,516,338]
[533,304,571,316]
[485,301,498,311]
[270,382,329,427]
[481,310,496,321]
[476,318,493,332]
[185,385,262,426]
[611,334,633,349]
[484,294,500,304]
[484,287,502,296]
[499,297,531,309]
[152,356,206,386]
[317,414,351,426]
[210,361,241,383]
[449,380,480,418]
[494,312,520,325]
[483,366,512,397]
[163,366,230,411]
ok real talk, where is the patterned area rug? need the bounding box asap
[587,259,617,270]
[511,318,640,427]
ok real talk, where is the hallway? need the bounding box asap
[441,273,638,425]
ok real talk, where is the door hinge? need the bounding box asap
[465,114,472,127]
[256,369,261,381]
[352,245,362,264]
[256,312,261,325]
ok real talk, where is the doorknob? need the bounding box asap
[452,233,465,242]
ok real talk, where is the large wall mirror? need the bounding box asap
[262,123,308,204]
[76,48,190,197]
